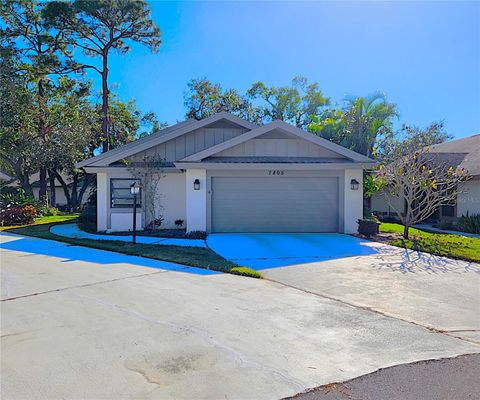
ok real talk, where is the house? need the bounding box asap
[77,112,375,233]
[371,134,480,222]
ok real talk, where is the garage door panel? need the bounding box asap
[211,177,339,233]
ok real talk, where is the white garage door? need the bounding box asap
[211,176,339,233]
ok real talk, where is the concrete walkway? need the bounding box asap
[1,232,478,400]
[50,223,207,248]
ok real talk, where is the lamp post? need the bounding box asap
[130,182,141,244]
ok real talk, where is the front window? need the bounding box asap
[110,179,142,208]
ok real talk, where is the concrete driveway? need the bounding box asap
[1,233,479,400]
[208,233,480,343]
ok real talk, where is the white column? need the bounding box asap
[96,172,108,231]
[344,169,363,234]
[185,169,207,232]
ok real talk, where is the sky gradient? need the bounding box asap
[100,1,479,139]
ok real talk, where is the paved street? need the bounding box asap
[1,233,479,400]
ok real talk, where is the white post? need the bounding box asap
[96,172,108,231]
[185,169,207,232]
[344,169,363,234]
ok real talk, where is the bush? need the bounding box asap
[458,213,480,234]
[79,204,96,224]
[43,207,61,216]
[184,230,207,239]
[434,221,458,231]
[0,204,37,226]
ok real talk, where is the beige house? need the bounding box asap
[372,134,480,222]
[77,113,375,233]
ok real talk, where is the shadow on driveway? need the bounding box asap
[0,233,219,276]
[207,233,379,269]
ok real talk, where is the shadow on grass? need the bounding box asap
[0,232,221,276]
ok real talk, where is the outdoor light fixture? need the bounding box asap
[130,182,141,244]
[350,179,360,191]
[193,179,200,190]
[130,182,141,196]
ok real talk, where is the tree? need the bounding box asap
[375,124,469,239]
[247,76,329,128]
[0,42,38,196]
[184,78,260,123]
[339,92,397,157]
[1,0,76,201]
[43,0,161,152]
[127,154,165,231]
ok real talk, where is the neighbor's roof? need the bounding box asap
[428,134,480,177]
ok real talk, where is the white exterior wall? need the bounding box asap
[185,169,207,232]
[457,180,480,217]
[344,169,363,234]
[153,173,186,229]
[97,172,108,231]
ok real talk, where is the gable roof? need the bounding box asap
[428,134,480,177]
[77,112,257,168]
[180,120,375,163]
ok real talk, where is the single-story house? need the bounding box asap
[77,112,375,233]
[371,134,480,222]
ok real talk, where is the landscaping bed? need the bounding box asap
[372,223,480,263]
[3,218,261,278]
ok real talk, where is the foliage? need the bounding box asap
[380,223,480,263]
[0,204,37,226]
[174,219,185,228]
[43,0,161,152]
[184,78,259,122]
[184,230,207,240]
[247,76,330,128]
[375,125,470,238]
[458,213,480,234]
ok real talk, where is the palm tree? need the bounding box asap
[342,92,397,157]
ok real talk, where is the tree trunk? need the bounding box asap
[48,170,56,207]
[38,78,48,203]
[101,52,110,153]
[39,167,47,203]
[403,224,409,239]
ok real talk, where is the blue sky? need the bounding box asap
[100,1,479,139]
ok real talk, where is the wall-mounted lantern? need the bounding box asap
[350,179,360,191]
[193,179,201,191]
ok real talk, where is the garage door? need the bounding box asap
[211,176,339,232]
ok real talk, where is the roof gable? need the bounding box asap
[77,112,257,168]
[181,120,374,163]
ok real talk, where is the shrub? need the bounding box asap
[0,204,37,226]
[434,221,458,231]
[174,219,184,228]
[79,204,96,224]
[43,207,61,216]
[184,230,207,239]
[458,213,480,234]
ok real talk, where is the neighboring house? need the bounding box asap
[77,112,375,233]
[4,172,92,208]
[372,134,480,222]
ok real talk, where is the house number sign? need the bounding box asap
[268,170,285,175]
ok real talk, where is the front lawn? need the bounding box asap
[4,219,262,278]
[379,223,480,263]
[0,213,80,231]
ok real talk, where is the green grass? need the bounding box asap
[4,219,262,278]
[0,213,79,231]
[380,223,480,263]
